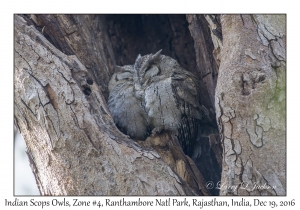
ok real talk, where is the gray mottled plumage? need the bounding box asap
[108,65,150,140]
[108,50,215,156]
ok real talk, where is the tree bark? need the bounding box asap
[14,14,285,196]
[14,14,195,196]
[215,15,286,195]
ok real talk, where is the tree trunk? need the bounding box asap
[215,15,286,195]
[14,14,285,196]
[14,14,195,195]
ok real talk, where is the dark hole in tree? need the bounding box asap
[83,86,92,96]
[105,14,221,195]
[258,75,265,82]
[105,14,198,77]
[86,77,94,85]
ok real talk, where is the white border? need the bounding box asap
[2,1,298,209]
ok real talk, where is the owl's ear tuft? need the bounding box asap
[152,49,162,62]
[135,54,142,62]
[134,54,142,70]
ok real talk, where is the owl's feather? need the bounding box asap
[108,65,150,140]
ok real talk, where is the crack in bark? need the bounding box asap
[257,21,285,65]
[21,68,63,144]
[251,16,273,48]
[216,96,224,145]
[245,119,263,148]
[36,90,61,148]
[263,24,276,39]
[14,101,30,130]
[69,105,87,129]
[240,15,245,26]
[69,104,99,151]
[58,63,75,84]
[14,49,34,74]
[19,96,37,118]
[18,60,62,116]
[44,123,54,149]
[37,88,50,107]
[260,29,271,44]
[14,115,21,133]
[269,40,285,61]
[174,184,182,196]
[64,30,77,37]
[25,40,42,62]
[202,71,212,78]
[229,139,237,163]
[43,106,60,144]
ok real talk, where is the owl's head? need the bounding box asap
[134,50,162,85]
[108,65,134,92]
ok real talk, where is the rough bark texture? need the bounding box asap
[137,133,211,196]
[31,14,116,100]
[14,13,285,196]
[215,15,286,195]
[15,15,225,195]
[186,15,220,107]
[14,15,196,196]
[186,15,222,196]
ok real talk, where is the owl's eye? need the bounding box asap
[117,72,133,81]
[145,66,152,72]
[144,66,160,79]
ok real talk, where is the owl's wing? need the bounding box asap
[169,70,200,156]
[171,69,218,156]
[171,69,202,119]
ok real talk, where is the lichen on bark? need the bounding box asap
[215,15,286,195]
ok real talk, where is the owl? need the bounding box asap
[107,65,150,140]
[108,50,216,157]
